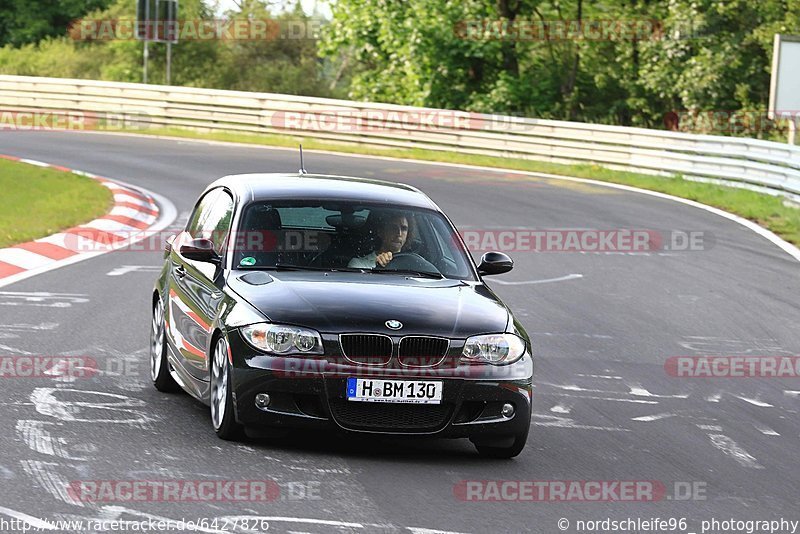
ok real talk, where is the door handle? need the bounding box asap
[175,265,186,279]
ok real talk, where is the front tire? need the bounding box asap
[472,427,529,459]
[150,297,179,393]
[210,336,244,440]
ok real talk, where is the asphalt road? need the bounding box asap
[1,130,799,534]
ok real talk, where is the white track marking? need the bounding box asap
[530,332,613,339]
[93,507,229,533]
[106,265,161,276]
[706,393,722,403]
[112,193,153,208]
[20,459,84,506]
[0,343,32,354]
[578,373,622,379]
[15,420,85,460]
[784,390,800,398]
[707,434,764,469]
[753,424,780,436]
[0,291,89,308]
[0,506,58,530]
[551,393,658,405]
[628,384,689,399]
[541,382,659,404]
[697,424,723,431]
[550,403,572,414]
[534,413,629,432]
[408,529,472,534]
[490,274,583,285]
[0,248,54,269]
[109,205,153,219]
[18,158,49,167]
[735,396,773,408]
[631,413,676,422]
[30,388,156,424]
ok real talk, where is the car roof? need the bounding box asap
[205,173,439,210]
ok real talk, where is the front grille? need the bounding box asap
[398,336,449,366]
[340,334,392,365]
[329,399,453,432]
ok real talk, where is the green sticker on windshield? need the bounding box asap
[240,256,256,267]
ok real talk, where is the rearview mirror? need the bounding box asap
[180,238,220,263]
[477,251,513,276]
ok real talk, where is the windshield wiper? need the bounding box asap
[273,263,365,273]
[370,268,444,279]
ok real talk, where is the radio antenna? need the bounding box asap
[298,144,308,175]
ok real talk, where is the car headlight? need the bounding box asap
[461,333,527,365]
[241,323,323,355]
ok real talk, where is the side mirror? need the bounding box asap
[477,251,513,276]
[180,238,220,263]
[164,234,177,257]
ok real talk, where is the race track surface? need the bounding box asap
[1,130,798,533]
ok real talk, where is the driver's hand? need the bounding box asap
[376,252,393,267]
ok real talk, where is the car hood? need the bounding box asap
[227,271,510,337]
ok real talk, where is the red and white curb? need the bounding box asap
[0,154,175,287]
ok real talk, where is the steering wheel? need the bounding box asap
[380,252,440,274]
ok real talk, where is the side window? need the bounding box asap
[186,190,220,239]
[201,190,234,255]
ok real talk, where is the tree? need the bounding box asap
[0,0,112,46]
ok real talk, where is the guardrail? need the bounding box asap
[2,74,799,198]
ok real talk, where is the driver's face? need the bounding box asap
[378,216,409,253]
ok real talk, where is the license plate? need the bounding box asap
[346,378,443,404]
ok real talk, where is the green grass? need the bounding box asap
[113,126,800,246]
[0,159,114,248]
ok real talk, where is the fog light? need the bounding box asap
[501,403,515,418]
[255,393,271,410]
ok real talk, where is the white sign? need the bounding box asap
[769,35,800,118]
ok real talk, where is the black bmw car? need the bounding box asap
[150,172,533,458]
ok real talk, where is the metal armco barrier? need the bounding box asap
[2,75,799,197]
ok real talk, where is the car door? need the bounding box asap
[167,188,234,380]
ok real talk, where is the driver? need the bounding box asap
[348,213,409,268]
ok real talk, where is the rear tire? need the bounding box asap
[210,336,245,440]
[150,297,179,393]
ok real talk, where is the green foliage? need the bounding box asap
[0,0,336,97]
[320,0,800,134]
[0,0,111,46]
[1,0,799,136]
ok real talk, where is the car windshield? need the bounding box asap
[232,200,476,281]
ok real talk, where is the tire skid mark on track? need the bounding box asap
[20,459,84,506]
[0,290,90,308]
[532,360,800,474]
[15,419,79,460]
[30,387,158,425]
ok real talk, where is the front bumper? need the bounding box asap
[227,331,533,439]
